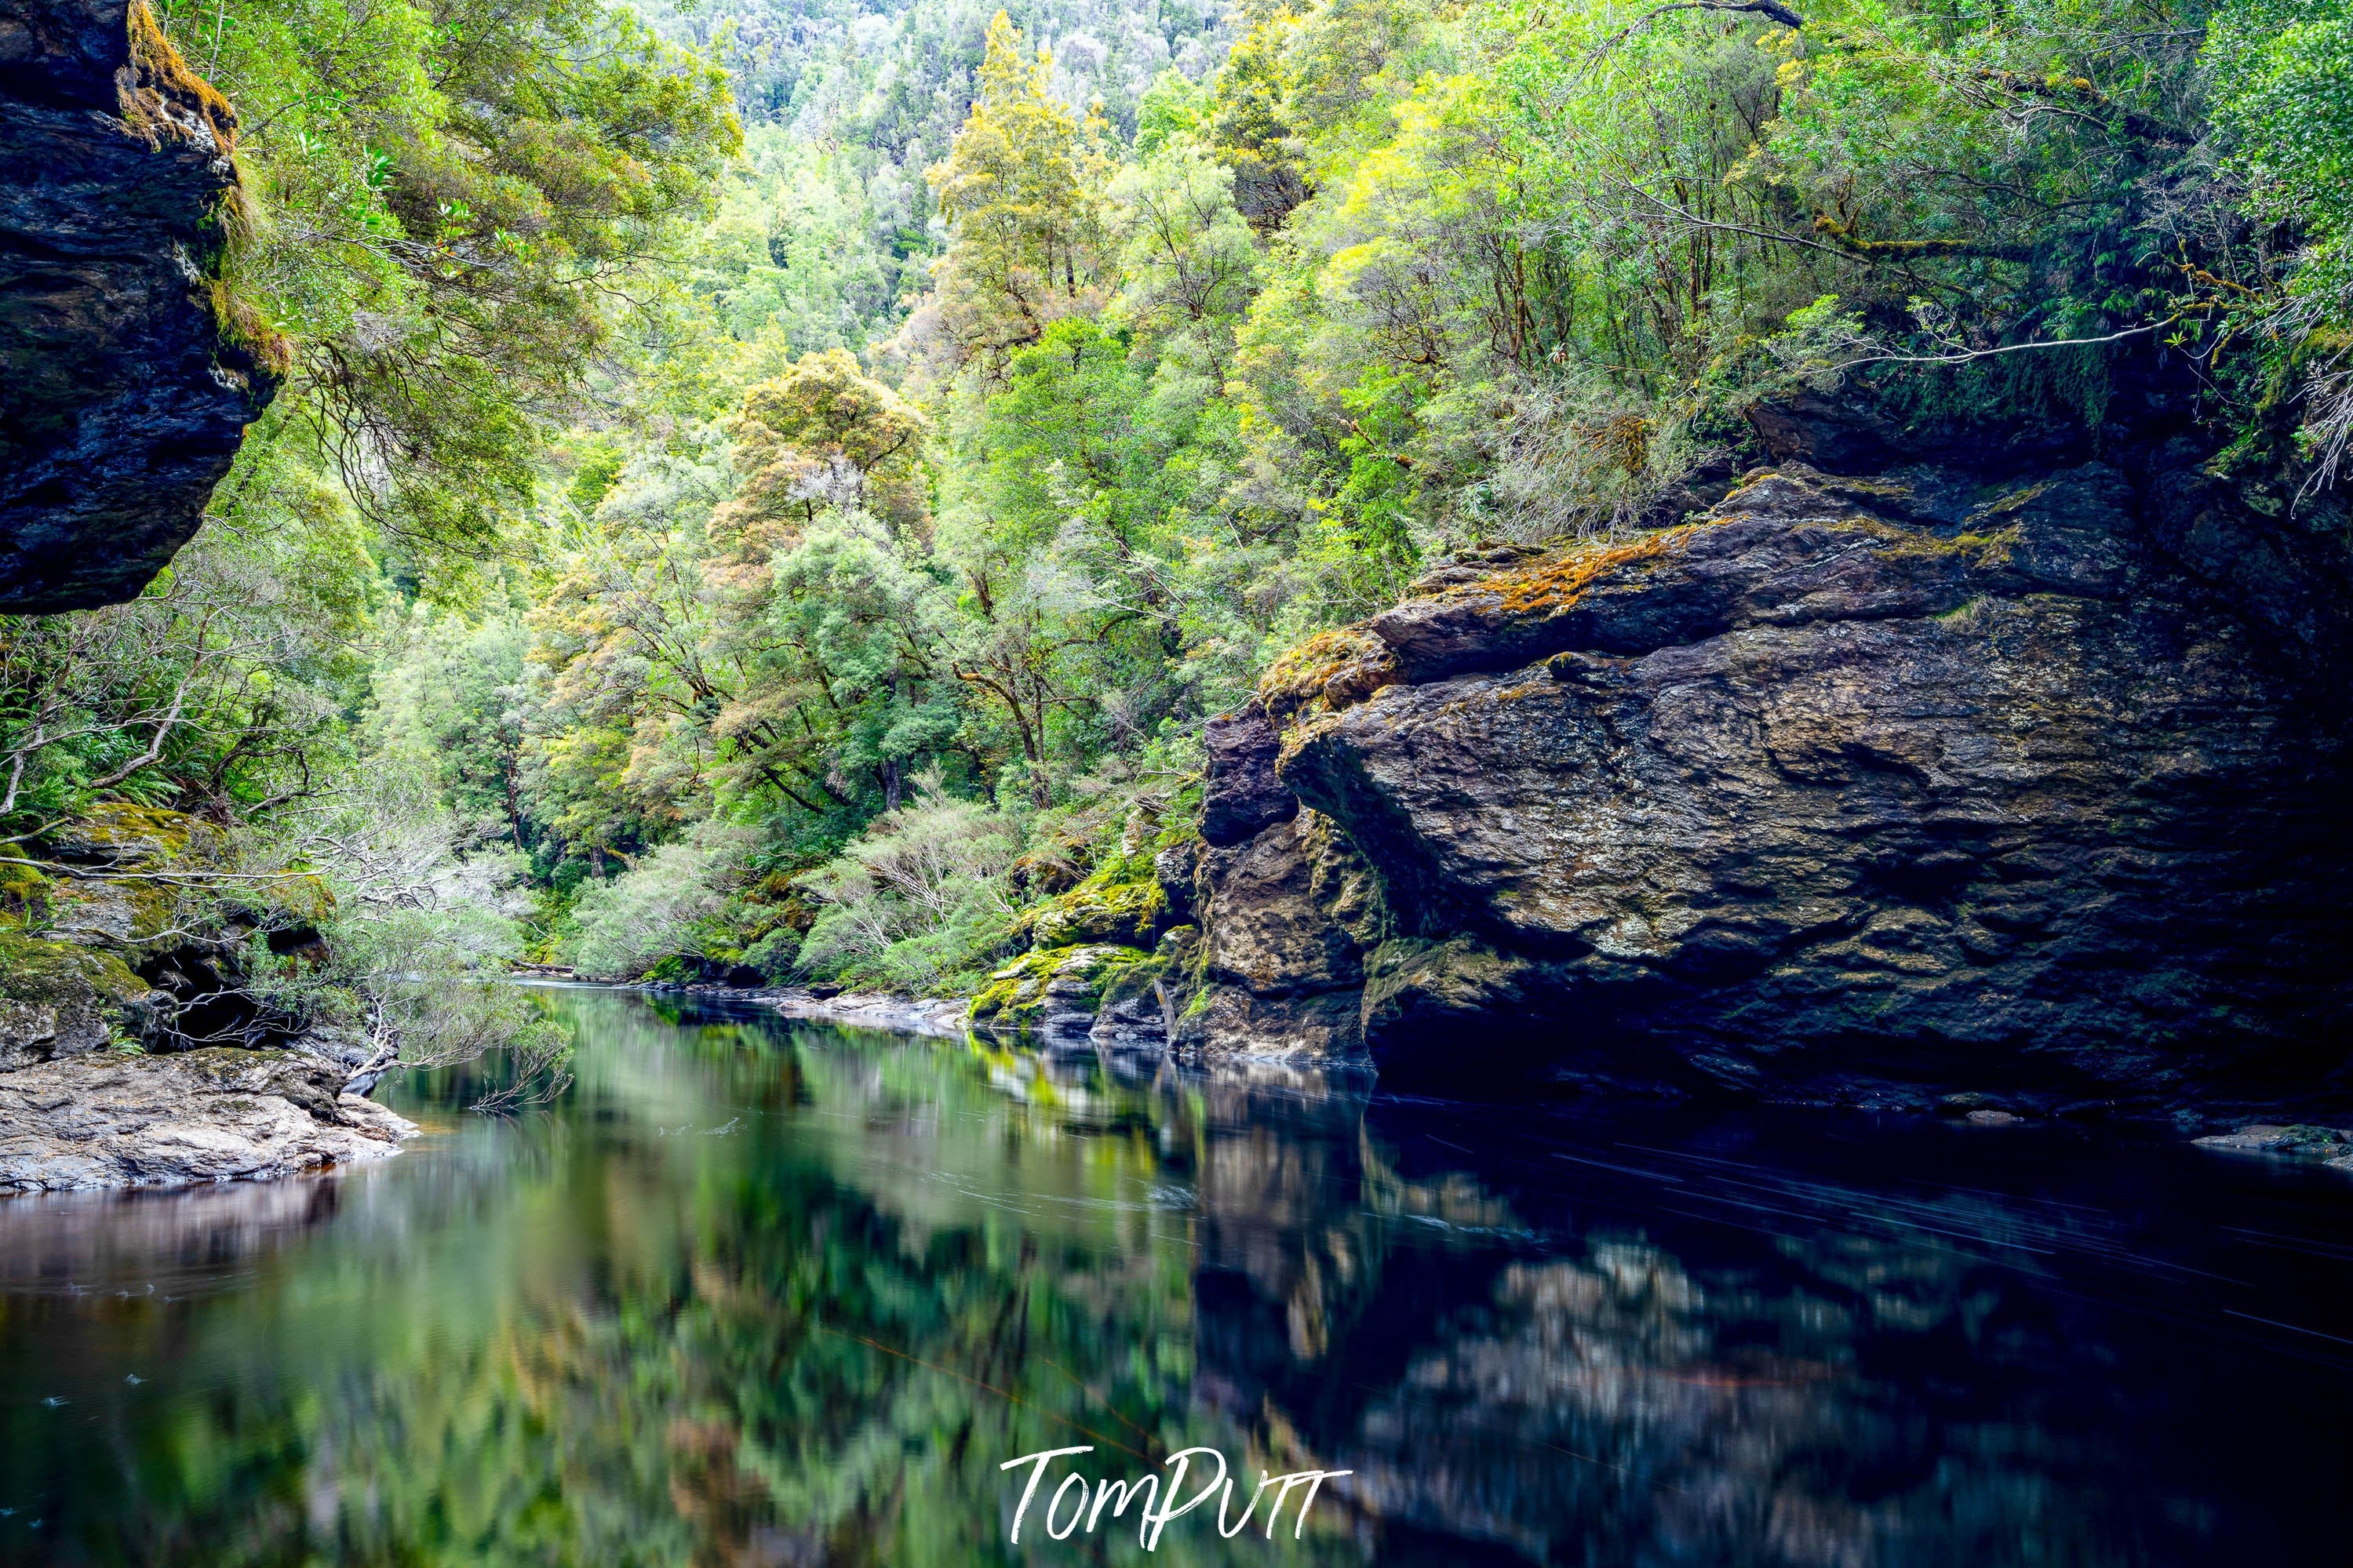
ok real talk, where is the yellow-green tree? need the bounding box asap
[718,349,931,550]
[1208,4,1310,232]
[923,12,1113,378]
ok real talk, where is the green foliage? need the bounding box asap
[0,515,370,834]
[921,12,1118,377]
[2209,0,2353,486]
[568,835,747,977]
[793,788,1023,991]
[340,0,2348,1002]
[155,0,741,559]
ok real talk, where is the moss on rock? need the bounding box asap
[1095,925,1193,1015]
[1259,626,1399,728]
[0,862,53,929]
[969,944,1148,1035]
[53,802,207,864]
[0,930,148,1007]
[1020,866,1170,951]
[0,930,152,1071]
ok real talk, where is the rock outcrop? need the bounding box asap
[1182,784,1383,1057]
[2192,1122,2353,1173]
[768,988,971,1038]
[971,943,1149,1042]
[0,0,281,610]
[0,1046,415,1191]
[0,929,149,1070]
[0,803,413,1191]
[1186,377,2353,1111]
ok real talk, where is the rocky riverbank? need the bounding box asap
[0,1047,414,1192]
[0,804,413,1195]
[765,988,970,1037]
[952,374,2353,1118]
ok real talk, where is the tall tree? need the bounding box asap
[923,11,1113,378]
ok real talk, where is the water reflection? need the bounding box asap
[2,988,2350,1566]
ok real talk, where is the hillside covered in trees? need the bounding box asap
[6,0,2351,1068]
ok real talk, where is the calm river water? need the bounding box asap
[2,986,2351,1565]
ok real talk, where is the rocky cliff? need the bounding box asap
[0,0,281,611]
[1175,375,2353,1116]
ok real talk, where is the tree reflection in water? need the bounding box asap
[2,987,2350,1566]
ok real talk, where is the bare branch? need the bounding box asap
[1822,320,2169,373]
[1602,0,1805,49]
[85,671,197,790]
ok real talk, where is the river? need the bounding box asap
[2,985,2350,1565]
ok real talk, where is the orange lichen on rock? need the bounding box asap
[1484,526,1695,617]
[120,0,239,153]
[119,3,293,380]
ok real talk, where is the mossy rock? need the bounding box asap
[48,802,208,866]
[46,878,176,944]
[1478,527,1692,617]
[0,861,52,929]
[40,803,221,941]
[0,930,151,1071]
[1093,925,1200,1026]
[1009,847,1085,900]
[1020,868,1170,951]
[1259,626,1398,727]
[969,944,1147,1035]
[0,930,148,1006]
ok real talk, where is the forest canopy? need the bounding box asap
[7,0,2349,1010]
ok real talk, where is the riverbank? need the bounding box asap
[515,969,974,1040]
[766,989,969,1037]
[0,1046,417,1194]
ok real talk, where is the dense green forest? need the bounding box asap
[7,0,2350,1028]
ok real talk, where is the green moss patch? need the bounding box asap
[51,803,209,868]
[0,930,149,1009]
[1259,627,1398,727]
[0,862,53,929]
[1094,924,1199,1020]
[969,944,1148,1033]
[1019,866,1170,951]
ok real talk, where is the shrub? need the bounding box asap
[566,834,747,978]
[795,787,1022,994]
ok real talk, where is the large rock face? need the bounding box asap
[0,0,280,610]
[1185,787,1382,1057]
[1193,391,2353,1112]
